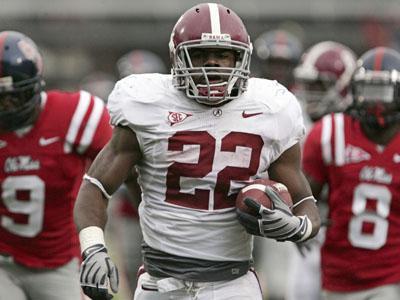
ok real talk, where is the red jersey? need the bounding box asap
[116,197,139,218]
[303,112,400,292]
[0,90,112,268]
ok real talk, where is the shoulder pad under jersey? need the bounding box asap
[107,74,175,128]
[246,77,296,114]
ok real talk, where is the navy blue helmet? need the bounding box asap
[351,47,400,129]
[0,31,44,131]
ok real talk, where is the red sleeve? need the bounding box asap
[60,90,112,159]
[84,107,112,160]
[302,121,327,183]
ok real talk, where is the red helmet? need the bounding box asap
[351,47,400,129]
[294,41,357,121]
[169,3,252,106]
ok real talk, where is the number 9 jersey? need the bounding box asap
[108,73,305,262]
[303,112,400,292]
[0,90,112,268]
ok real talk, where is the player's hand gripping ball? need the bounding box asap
[235,179,313,242]
[236,178,293,214]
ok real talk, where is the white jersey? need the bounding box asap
[108,74,305,261]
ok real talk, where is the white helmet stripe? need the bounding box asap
[208,3,221,34]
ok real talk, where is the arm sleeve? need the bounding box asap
[107,80,131,128]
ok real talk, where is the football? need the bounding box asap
[236,178,293,215]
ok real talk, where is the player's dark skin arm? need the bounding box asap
[123,169,142,208]
[268,142,321,238]
[74,126,142,231]
[304,174,324,200]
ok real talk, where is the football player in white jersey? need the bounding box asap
[74,3,321,300]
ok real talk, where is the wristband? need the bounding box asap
[297,216,313,242]
[83,174,112,200]
[79,226,105,253]
[291,196,316,210]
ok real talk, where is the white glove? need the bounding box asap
[237,186,312,242]
[80,244,119,300]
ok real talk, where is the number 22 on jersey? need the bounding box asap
[165,131,264,210]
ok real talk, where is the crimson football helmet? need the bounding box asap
[117,49,167,78]
[254,29,303,87]
[169,3,252,106]
[0,31,44,131]
[350,47,400,129]
[294,41,357,122]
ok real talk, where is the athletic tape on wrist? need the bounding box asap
[79,226,105,253]
[83,174,112,200]
[291,196,316,210]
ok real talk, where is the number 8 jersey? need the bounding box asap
[303,112,400,292]
[108,74,305,262]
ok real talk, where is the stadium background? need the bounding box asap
[1,0,399,299]
[1,0,399,90]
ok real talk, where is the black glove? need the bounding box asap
[237,186,312,242]
[80,244,119,300]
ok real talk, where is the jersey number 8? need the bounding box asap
[349,183,391,250]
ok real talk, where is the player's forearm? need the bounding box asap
[124,171,142,207]
[292,199,321,238]
[74,182,109,231]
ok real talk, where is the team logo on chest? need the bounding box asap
[213,109,222,117]
[4,156,40,173]
[168,111,192,126]
[359,166,392,184]
[345,144,371,164]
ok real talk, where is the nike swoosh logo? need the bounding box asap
[39,136,60,146]
[242,111,263,118]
